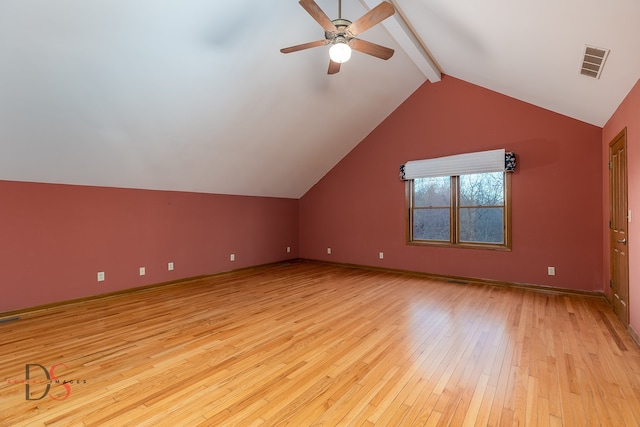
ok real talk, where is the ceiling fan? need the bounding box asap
[280,0,396,74]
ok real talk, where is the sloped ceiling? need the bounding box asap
[1,0,639,199]
[401,0,640,128]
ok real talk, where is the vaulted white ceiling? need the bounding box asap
[1,0,638,198]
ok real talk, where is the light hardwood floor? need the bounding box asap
[1,261,640,426]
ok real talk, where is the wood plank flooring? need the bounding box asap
[1,261,640,426]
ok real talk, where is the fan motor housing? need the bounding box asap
[325,18,352,40]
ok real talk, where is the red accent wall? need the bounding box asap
[0,181,299,312]
[300,75,604,291]
[603,79,640,335]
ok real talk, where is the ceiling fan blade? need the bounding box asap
[280,40,328,54]
[346,1,395,37]
[349,38,394,60]
[298,0,337,33]
[328,59,341,74]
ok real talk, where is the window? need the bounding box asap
[408,172,511,249]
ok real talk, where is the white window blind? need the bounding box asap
[402,149,506,180]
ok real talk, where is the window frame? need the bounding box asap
[406,173,512,251]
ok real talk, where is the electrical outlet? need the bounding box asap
[287,246,291,253]
[548,267,555,276]
[97,272,105,282]
[139,267,145,276]
[327,247,332,255]
[168,262,174,271]
[230,254,235,261]
[379,252,384,259]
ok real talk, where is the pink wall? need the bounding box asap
[603,79,640,335]
[300,75,604,291]
[0,181,299,313]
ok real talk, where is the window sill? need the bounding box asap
[407,240,512,251]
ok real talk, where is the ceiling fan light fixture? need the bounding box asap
[329,39,352,63]
[280,0,396,74]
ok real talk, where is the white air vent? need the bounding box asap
[580,45,609,79]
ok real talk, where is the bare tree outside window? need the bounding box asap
[410,172,509,249]
[413,177,450,241]
[459,173,504,244]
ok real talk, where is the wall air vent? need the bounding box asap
[580,45,610,79]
